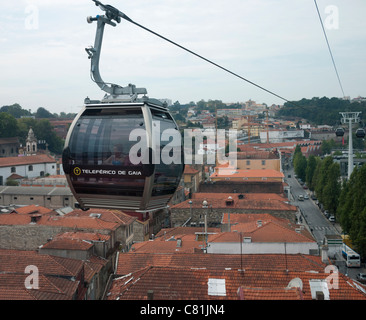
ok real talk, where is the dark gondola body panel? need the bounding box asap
[63,100,184,211]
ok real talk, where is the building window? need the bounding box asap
[262,160,266,165]
[11,167,16,173]
[30,197,34,200]
[246,160,250,165]
[28,165,33,171]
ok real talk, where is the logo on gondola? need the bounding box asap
[73,167,81,176]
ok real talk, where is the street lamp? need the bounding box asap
[202,200,208,252]
[189,200,193,221]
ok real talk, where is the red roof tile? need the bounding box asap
[172,193,296,212]
[13,205,54,215]
[116,253,327,276]
[0,154,56,167]
[108,266,366,300]
[210,169,284,179]
[41,238,94,251]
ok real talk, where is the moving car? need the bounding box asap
[356,273,366,284]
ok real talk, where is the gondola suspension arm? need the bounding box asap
[85,0,147,99]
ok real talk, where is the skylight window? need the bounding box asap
[208,278,226,296]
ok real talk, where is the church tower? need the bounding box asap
[26,127,37,156]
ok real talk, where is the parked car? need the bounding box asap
[304,194,309,200]
[303,184,308,189]
[329,215,335,222]
[311,194,317,200]
[356,273,366,284]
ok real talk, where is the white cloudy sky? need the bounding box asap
[1,0,366,114]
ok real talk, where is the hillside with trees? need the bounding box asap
[0,103,73,155]
[277,97,366,126]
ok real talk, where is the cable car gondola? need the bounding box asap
[335,127,345,137]
[62,1,184,211]
[356,128,366,139]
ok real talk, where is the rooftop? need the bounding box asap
[0,154,56,168]
[172,193,296,212]
[107,265,366,300]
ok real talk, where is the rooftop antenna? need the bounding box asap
[85,0,147,100]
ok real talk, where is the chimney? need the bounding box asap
[147,290,154,300]
[321,245,329,264]
[316,291,324,300]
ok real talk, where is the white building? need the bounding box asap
[260,130,304,143]
[0,154,57,185]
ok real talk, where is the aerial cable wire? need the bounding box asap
[92,0,302,108]
[314,0,346,98]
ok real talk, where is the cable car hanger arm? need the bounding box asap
[86,0,147,98]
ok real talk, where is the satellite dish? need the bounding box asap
[287,278,303,290]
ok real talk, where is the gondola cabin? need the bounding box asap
[356,128,366,138]
[62,97,184,211]
[335,127,345,137]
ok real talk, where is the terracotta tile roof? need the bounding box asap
[131,234,202,253]
[219,213,315,243]
[0,213,119,231]
[0,154,56,167]
[0,274,76,300]
[115,253,327,276]
[0,249,84,277]
[13,204,54,215]
[66,208,136,225]
[210,221,315,243]
[183,165,199,175]
[210,169,284,179]
[221,213,287,224]
[41,238,94,251]
[0,249,85,300]
[108,266,366,300]
[172,193,296,212]
[237,286,303,300]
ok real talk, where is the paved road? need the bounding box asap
[284,167,338,244]
[284,166,365,280]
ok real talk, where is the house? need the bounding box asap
[0,206,135,253]
[236,150,281,172]
[0,185,75,209]
[0,154,57,185]
[0,137,19,158]
[208,213,317,255]
[183,165,202,193]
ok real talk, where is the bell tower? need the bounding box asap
[26,127,37,156]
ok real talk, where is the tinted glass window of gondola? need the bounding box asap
[68,108,146,197]
[151,109,184,196]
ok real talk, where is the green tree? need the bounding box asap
[0,103,32,118]
[0,113,18,138]
[293,146,307,181]
[36,107,55,119]
[322,162,341,214]
[305,155,317,190]
[314,156,334,204]
[337,164,366,257]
